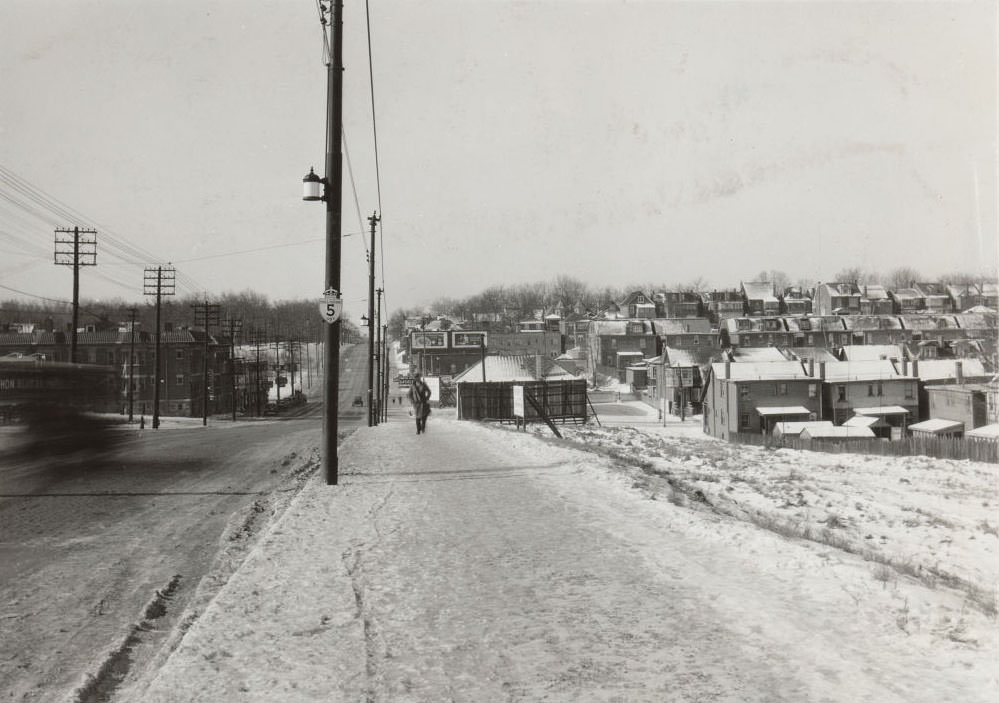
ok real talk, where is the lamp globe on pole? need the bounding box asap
[302,167,324,201]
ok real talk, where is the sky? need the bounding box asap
[1,0,996,324]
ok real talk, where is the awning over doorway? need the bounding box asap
[756,406,811,416]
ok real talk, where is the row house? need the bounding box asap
[653,291,704,318]
[904,358,991,422]
[779,287,812,315]
[618,291,657,319]
[860,285,894,315]
[914,283,951,314]
[785,315,851,348]
[813,282,862,316]
[652,318,716,351]
[741,281,780,316]
[647,346,718,417]
[841,315,905,345]
[720,317,794,348]
[704,290,744,322]
[702,359,919,440]
[889,288,923,314]
[587,319,656,378]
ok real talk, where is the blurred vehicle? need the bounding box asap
[351,396,364,407]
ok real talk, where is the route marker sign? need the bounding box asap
[320,288,342,324]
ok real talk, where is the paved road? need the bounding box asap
[0,343,367,702]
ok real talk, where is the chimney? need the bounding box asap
[955,360,963,385]
[808,358,815,377]
[535,355,544,380]
[902,357,908,376]
[912,359,919,378]
[819,361,826,380]
[724,360,731,379]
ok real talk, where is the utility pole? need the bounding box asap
[367,212,379,427]
[375,287,383,426]
[382,323,389,422]
[54,227,97,363]
[251,324,264,417]
[192,299,221,426]
[305,0,343,485]
[144,265,176,429]
[127,307,138,421]
[222,317,242,421]
[273,332,282,407]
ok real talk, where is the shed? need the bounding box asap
[907,418,964,437]
[773,420,834,438]
[800,425,876,440]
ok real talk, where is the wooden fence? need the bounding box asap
[731,432,999,463]
[457,379,588,423]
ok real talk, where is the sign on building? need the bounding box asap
[512,385,524,418]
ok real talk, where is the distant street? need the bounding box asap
[0,342,371,702]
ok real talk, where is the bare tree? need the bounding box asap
[886,266,922,290]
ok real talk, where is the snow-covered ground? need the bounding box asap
[131,409,998,702]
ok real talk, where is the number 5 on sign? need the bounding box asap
[320,288,342,324]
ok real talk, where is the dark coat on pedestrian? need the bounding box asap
[408,377,431,419]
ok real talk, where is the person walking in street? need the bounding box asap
[408,371,432,434]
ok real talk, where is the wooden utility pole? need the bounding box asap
[192,299,221,426]
[222,317,242,420]
[375,287,383,426]
[127,307,138,421]
[54,227,96,363]
[367,212,379,427]
[143,265,176,429]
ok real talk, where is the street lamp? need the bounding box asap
[302,0,343,486]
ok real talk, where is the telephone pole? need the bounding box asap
[127,307,138,421]
[144,265,176,429]
[54,227,97,363]
[375,287,383,424]
[367,212,379,427]
[222,317,243,421]
[192,299,221,426]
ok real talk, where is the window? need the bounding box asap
[775,383,788,396]
[808,384,817,398]
[739,413,750,429]
[610,338,617,349]
[877,382,883,397]
[837,385,847,402]
[176,350,184,360]
[175,374,184,386]
[740,386,750,399]
[904,384,914,400]
[867,384,874,397]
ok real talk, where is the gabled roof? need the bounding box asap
[910,359,989,381]
[818,282,860,296]
[861,285,889,300]
[908,418,964,434]
[953,313,997,329]
[820,360,905,382]
[710,361,807,381]
[840,345,905,362]
[452,355,581,383]
[840,315,903,331]
[801,425,875,439]
[774,420,833,436]
[891,288,923,301]
[652,318,712,334]
[782,347,840,363]
[732,347,789,363]
[914,282,949,296]
[741,281,778,303]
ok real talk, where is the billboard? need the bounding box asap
[451,331,486,349]
[410,331,447,349]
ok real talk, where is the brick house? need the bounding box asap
[587,320,656,380]
[859,285,894,315]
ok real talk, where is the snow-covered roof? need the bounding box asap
[590,320,653,335]
[741,281,778,302]
[967,424,999,439]
[773,420,833,436]
[783,347,840,363]
[801,425,875,439]
[452,355,580,383]
[731,347,788,363]
[853,405,911,416]
[755,406,811,416]
[908,418,964,434]
[820,360,903,382]
[652,318,713,335]
[912,359,988,381]
[711,361,807,381]
[840,316,903,331]
[844,415,880,428]
[862,285,889,300]
[840,345,904,362]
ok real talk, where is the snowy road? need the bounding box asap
[138,415,996,702]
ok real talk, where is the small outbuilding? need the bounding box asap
[907,418,964,438]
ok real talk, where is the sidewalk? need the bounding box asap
[135,415,997,703]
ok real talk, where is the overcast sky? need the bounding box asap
[1,0,996,322]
